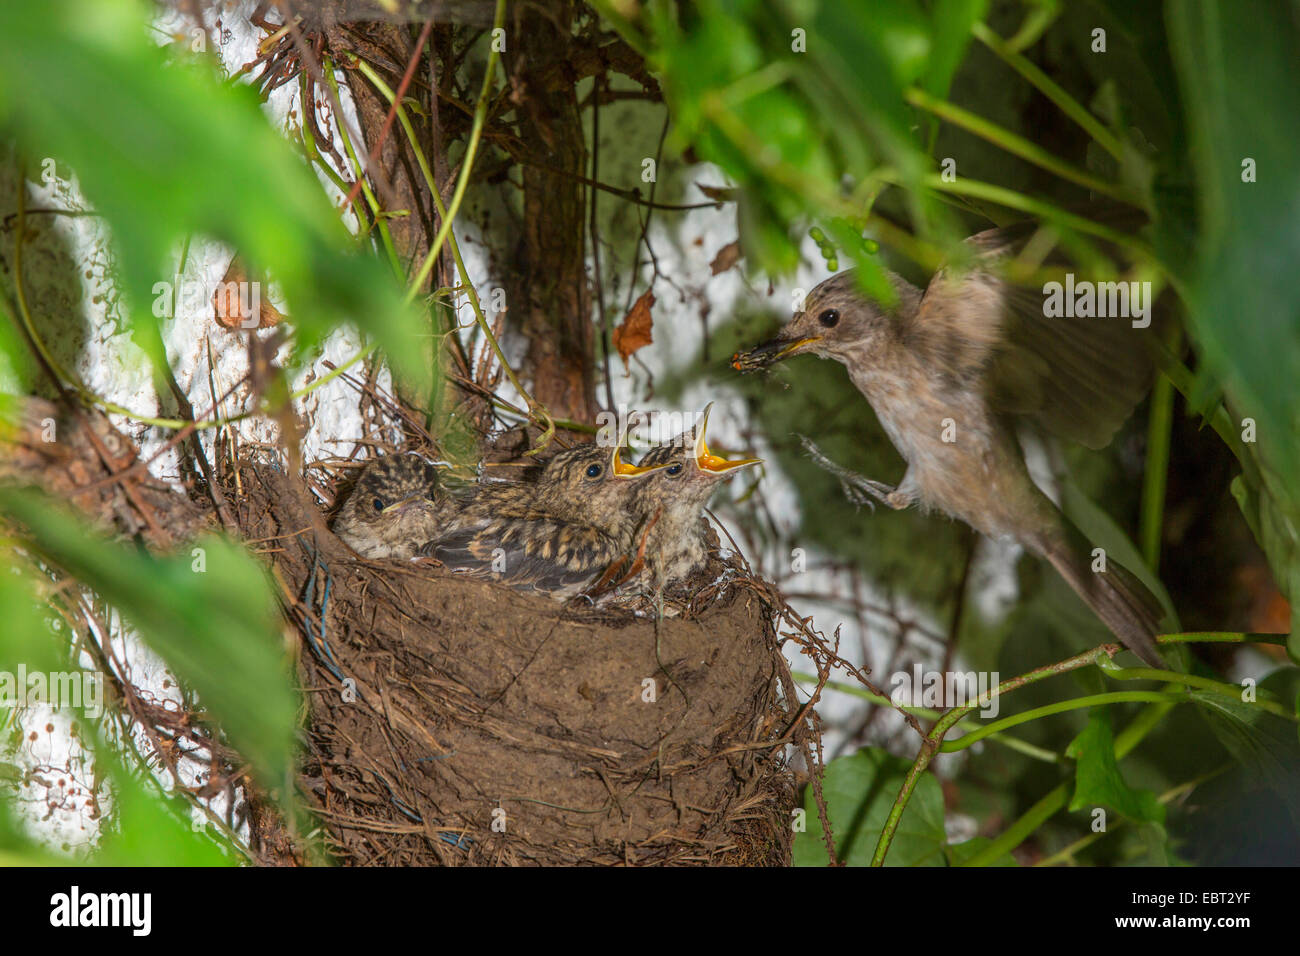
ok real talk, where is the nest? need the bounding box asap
[3,396,838,866]
[235,460,807,866]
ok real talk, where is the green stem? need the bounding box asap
[1160,630,1288,645]
[1140,370,1175,568]
[402,0,506,305]
[347,20,557,452]
[889,172,1148,252]
[1101,661,1293,718]
[940,691,1185,752]
[904,87,1126,199]
[320,60,405,282]
[870,646,1108,866]
[793,672,1064,763]
[1150,340,1262,488]
[971,22,1124,161]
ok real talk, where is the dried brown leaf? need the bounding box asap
[709,240,742,276]
[612,290,655,367]
[214,256,284,331]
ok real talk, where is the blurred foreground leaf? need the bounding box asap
[0,0,423,384]
[1166,0,1300,655]
[0,489,296,793]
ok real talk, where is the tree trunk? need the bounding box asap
[504,0,597,425]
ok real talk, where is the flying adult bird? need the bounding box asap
[624,403,761,593]
[333,454,446,560]
[421,441,668,596]
[733,219,1169,668]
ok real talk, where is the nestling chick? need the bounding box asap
[422,442,667,596]
[628,403,761,592]
[332,454,445,560]
[734,216,1168,667]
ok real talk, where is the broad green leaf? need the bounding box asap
[1192,681,1300,828]
[622,0,959,280]
[92,759,234,866]
[922,0,989,99]
[793,747,946,866]
[0,489,297,795]
[0,0,424,384]
[1166,0,1300,657]
[1066,709,1164,825]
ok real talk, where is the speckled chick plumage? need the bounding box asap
[422,443,660,596]
[332,454,445,560]
[631,423,758,591]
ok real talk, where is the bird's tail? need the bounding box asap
[1029,520,1168,669]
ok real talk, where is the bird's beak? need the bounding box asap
[609,443,669,478]
[693,402,762,474]
[382,495,427,515]
[731,335,822,372]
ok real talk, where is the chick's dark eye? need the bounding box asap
[666,463,684,476]
[371,498,385,512]
[585,463,603,478]
[818,308,840,328]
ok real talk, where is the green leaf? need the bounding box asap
[944,836,1017,866]
[1192,682,1300,828]
[632,0,961,279]
[92,759,234,866]
[0,0,424,384]
[0,489,297,795]
[1166,0,1300,657]
[1067,709,1164,825]
[793,747,946,866]
[922,0,989,99]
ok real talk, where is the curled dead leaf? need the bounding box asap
[213,255,284,331]
[612,290,654,367]
[709,240,742,275]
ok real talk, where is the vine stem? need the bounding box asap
[870,646,1113,866]
[348,10,558,454]
[971,22,1125,161]
[903,87,1127,199]
[793,673,1062,764]
[401,0,503,305]
[319,61,404,281]
[875,630,1294,865]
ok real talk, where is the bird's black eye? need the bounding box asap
[818,308,840,328]
[372,498,385,512]
[666,463,684,476]
[585,463,603,479]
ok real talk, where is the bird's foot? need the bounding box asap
[839,479,877,512]
[798,435,903,511]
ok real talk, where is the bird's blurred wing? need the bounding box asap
[915,212,1166,449]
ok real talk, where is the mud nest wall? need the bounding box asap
[239,464,801,866]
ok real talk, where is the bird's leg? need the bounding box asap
[797,435,910,511]
[611,508,660,589]
[584,555,630,598]
[582,510,661,598]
